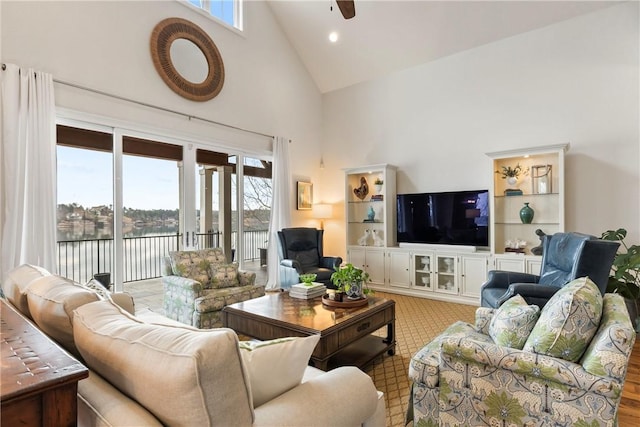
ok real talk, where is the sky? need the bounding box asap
[56,146,268,211]
[57,146,180,210]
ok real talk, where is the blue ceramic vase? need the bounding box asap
[346,281,363,299]
[519,202,534,224]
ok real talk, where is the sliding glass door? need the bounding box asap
[195,151,272,281]
[56,121,272,293]
[56,125,185,290]
[56,126,114,285]
[240,156,272,278]
[121,136,181,285]
[196,151,237,262]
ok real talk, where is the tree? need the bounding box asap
[243,176,272,211]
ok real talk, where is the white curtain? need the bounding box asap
[266,136,291,290]
[0,64,57,280]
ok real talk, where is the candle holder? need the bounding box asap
[531,164,552,194]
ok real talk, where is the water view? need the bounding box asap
[56,204,269,284]
[56,145,272,285]
[57,224,180,242]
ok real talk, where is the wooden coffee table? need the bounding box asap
[222,292,395,370]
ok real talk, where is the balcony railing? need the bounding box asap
[56,230,269,284]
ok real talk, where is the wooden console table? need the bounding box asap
[1,299,89,427]
[222,293,395,370]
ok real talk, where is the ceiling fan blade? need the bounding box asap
[337,0,356,19]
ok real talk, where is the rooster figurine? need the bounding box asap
[353,177,369,200]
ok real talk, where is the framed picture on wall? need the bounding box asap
[297,181,313,210]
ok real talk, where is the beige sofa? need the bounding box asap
[2,264,386,427]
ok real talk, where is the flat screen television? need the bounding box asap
[397,190,489,247]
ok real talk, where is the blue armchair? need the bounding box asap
[481,232,619,308]
[277,227,343,289]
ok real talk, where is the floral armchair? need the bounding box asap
[162,248,264,329]
[408,277,636,427]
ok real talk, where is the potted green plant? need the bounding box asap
[373,178,384,194]
[330,263,373,300]
[495,163,528,186]
[298,273,317,286]
[601,228,640,330]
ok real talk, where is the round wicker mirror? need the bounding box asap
[150,18,224,102]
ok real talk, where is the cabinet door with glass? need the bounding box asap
[413,252,435,292]
[436,254,458,294]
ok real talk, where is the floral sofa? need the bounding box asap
[162,248,265,328]
[408,277,636,427]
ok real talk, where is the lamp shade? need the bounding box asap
[312,204,332,219]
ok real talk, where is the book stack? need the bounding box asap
[504,189,523,196]
[370,194,384,201]
[289,283,327,299]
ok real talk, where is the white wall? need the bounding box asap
[321,2,639,258]
[0,0,322,224]
[2,1,639,261]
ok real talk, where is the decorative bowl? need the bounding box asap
[299,273,317,285]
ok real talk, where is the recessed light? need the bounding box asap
[329,32,339,43]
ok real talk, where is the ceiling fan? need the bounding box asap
[336,0,356,19]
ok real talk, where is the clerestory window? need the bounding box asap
[186,0,242,30]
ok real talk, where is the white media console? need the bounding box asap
[344,145,566,305]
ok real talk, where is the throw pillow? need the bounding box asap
[168,251,210,285]
[80,279,136,315]
[489,295,540,349]
[83,278,111,300]
[523,276,603,362]
[199,248,227,264]
[210,263,240,289]
[239,334,320,408]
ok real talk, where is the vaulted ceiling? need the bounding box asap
[267,1,618,93]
